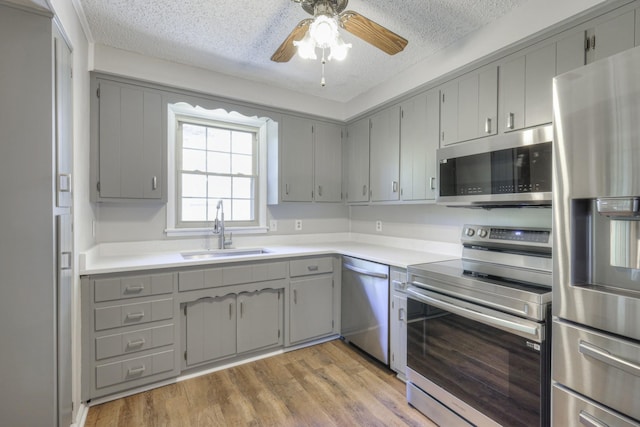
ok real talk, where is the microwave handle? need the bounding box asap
[407,286,540,340]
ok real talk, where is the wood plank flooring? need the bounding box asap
[84,340,436,427]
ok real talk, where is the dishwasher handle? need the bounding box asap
[343,263,389,279]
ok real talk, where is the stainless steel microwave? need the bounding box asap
[436,125,553,207]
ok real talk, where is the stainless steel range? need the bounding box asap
[406,224,552,427]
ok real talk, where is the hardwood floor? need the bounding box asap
[84,340,436,427]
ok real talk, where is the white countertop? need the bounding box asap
[80,233,461,275]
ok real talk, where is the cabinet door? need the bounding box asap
[556,31,586,75]
[457,73,479,142]
[184,295,236,366]
[500,56,526,132]
[281,115,313,201]
[314,122,343,202]
[390,292,407,377]
[54,28,73,208]
[237,289,282,354]
[400,91,439,201]
[478,66,498,137]
[525,43,556,128]
[439,80,459,146]
[345,118,370,203]
[290,276,334,344]
[369,106,400,202]
[98,80,162,199]
[591,10,635,62]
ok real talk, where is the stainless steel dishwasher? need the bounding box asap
[341,256,390,365]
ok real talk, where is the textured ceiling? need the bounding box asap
[77,0,530,102]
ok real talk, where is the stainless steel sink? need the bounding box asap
[181,248,269,260]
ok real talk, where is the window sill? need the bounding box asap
[165,226,269,237]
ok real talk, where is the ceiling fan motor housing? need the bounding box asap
[300,0,349,16]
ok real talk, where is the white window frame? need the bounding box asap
[166,103,268,236]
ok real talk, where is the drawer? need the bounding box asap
[553,319,640,421]
[95,324,174,360]
[95,298,173,331]
[552,384,640,427]
[95,349,175,389]
[94,273,174,302]
[178,268,222,291]
[290,257,333,277]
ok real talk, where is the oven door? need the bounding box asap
[406,285,550,427]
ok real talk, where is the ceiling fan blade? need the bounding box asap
[340,11,408,55]
[271,18,313,62]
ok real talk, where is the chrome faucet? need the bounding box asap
[213,200,232,249]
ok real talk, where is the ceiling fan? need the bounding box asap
[271,0,408,63]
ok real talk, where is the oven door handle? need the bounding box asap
[406,287,541,341]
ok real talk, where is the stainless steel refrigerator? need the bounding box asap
[552,45,640,426]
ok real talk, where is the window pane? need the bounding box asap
[232,153,253,175]
[182,198,207,222]
[233,177,253,199]
[182,124,206,150]
[233,131,253,155]
[208,151,230,174]
[208,175,232,199]
[232,199,253,221]
[182,148,206,172]
[208,128,231,152]
[182,173,207,198]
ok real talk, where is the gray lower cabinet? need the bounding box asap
[237,289,283,353]
[82,272,179,401]
[289,256,339,345]
[369,106,401,202]
[389,269,407,380]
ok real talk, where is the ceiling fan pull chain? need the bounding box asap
[321,48,327,87]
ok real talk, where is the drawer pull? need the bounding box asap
[126,339,146,349]
[293,289,298,304]
[579,410,609,427]
[127,365,146,376]
[126,312,145,320]
[124,285,145,293]
[579,340,640,377]
[307,265,319,272]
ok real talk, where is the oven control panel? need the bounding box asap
[462,224,551,248]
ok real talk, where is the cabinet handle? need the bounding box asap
[124,285,145,293]
[240,301,244,318]
[362,185,367,196]
[293,289,297,304]
[60,252,72,271]
[59,173,71,193]
[430,177,436,190]
[591,35,596,50]
[229,302,233,319]
[318,185,323,197]
[485,118,492,134]
[127,365,146,376]
[506,112,514,130]
[152,176,157,190]
[285,184,289,195]
[399,308,405,322]
[578,410,609,427]
[392,181,398,193]
[307,265,319,272]
[126,338,146,348]
[125,312,145,320]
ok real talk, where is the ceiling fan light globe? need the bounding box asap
[329,38,351,61]
[294,32,318,60]
[310,15,338,48]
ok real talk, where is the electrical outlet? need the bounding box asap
[295,219,303,231]
[269,220,278,232]
[376,220,382,232]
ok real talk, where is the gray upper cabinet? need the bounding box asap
[345,117,370,203]
[92,77,164,201]
[281,115,314,202]
[400,89,439,201]
[54,27,73,209]
[586,9,636,63]
[369,105,401,202]
[279,115,342,203]
[556,31,587,76]
[500,42,556,132]
[440,65,498,145]
[314,122,343,202]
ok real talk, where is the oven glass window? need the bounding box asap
[407,298,546,426]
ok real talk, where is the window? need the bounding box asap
[176,118,259,228]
